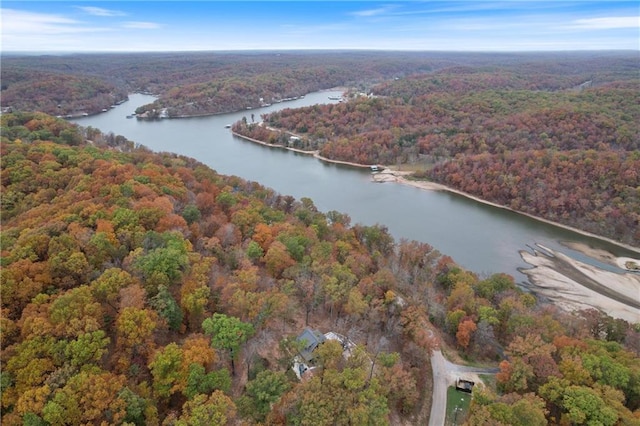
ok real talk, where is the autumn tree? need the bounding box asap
[456,319,477,350]
[173,391,237,426]
[42,370,127,425]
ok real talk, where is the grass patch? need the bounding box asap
[445,386,472,425]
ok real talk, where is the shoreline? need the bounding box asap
[391,172,640,256]
[135,87,347,120]
[231,131,640,257]
[231,130,372,168]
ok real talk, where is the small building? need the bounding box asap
[456,378,475,393]
[288,136,300,146]
[297,328,326,363]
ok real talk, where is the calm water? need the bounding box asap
[73,92,639,282]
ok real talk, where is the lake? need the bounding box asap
[72,92,639,283]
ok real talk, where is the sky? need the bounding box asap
[2,1,639,52]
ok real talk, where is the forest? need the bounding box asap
[2,112,639,425]
[0,67,129,118]
[232,54,640,246]
[4,50,634,118]
[1,51,434,117]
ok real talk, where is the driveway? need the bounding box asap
[428,350,499,426]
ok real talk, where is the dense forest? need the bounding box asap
[1,51,433,117]
[2,113,639,425]
[0,67,129,118]
[232,54,640,246]
[4,51,635,118]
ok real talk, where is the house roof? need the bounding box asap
[456,378,475,393]
[297,328,326,362]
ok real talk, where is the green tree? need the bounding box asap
[240,370,290,421]
[134,231,190,291]
[182,204,202,225]
[290,367,389,426]
[562,385,618,425]
[148,343,183,399]
[118,387,148,426]
[476,273,515,301]
[150,285,184,331]
[582,349,631,389]
[202,313,254,376]
[65,330,109,368]
[246,240,264,262]
[184,364,231,399]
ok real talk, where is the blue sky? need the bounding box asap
[2,1,639,52]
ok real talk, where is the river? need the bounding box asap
[72,92,639,286]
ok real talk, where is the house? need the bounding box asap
[297,328,326,363]
[292,329,358,380]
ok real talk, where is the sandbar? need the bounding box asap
[519,244,640,323]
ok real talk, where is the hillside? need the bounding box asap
[1,113,639,425]
[0,67,128,118]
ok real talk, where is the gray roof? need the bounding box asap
[297,328,326,362]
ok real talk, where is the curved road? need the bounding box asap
[428,350,499,426]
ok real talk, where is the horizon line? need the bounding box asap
[3,47,639,55]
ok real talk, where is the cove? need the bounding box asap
[72,92,639,284]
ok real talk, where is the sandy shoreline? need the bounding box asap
[382,170,640,255]
[519,244,640,323]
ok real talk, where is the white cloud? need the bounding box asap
[77,6,126,17]
[1,8,105,35]
[122,21,161,30]
[350,5,398,18]
[570,16,640,30]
